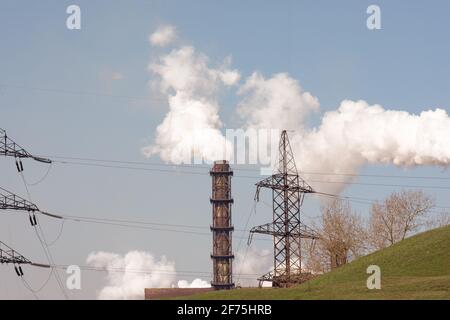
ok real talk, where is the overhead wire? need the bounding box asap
[19,172,69,300]
[45,219,66,247]
[5,151,448,292]
[62,215,271,242]
[313,192,449,215]
[64,214,251,232]
[52,264,262,280]
[235,201,257,285]
[38,154,450,181]
[21,269,54,296]
[20,277,40,300]
[6,83,447,289]
[0,83,165,102]
[47,158,450,191]
[22,162,53,186]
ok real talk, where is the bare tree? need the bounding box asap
[368,190,435,250]
[425,211,450,229]
[304,200,367,273]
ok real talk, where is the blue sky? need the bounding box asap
[1,0,450,299]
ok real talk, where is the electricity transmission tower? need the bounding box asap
[0,186,62,225]
[0,241,50,276]
[0,129,53,280]
[0,241,31,276]
[1,128,51,171]
[248,130,318,288]
[0,128,56,224]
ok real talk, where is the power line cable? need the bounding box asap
[50,159,450,191]
[20,278,40,300]
[63,216,271,242]
[52,264,262,278]
[63,214,256,232]
[19,172,69,300]
[235,201,257,285]
[0,83,165,102]
[45,219,66,247]
[39,154,450,181]
[22,163,53,186]
[20,269,54,296]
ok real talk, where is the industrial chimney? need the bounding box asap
[210,160,234,290]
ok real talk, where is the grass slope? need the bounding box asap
[189,225,450,300]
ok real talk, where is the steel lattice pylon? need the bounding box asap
[0,186,62,225]
[0,241,50,276]
[0,241,31,276]
[0,186,39,212]
[0,129,57,225]
[1,128,51,171]
[248,130,318,288]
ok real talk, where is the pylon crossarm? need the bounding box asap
[0,241,50,276]
[0,241,31,265]
[0,186,39,212]
[250,222,319,239]
[0,187,62,225]
[298,223,320,239]
[0,128,51,164]
[257,271,274,283]
[0,128,31,158]
[256,174,314,193]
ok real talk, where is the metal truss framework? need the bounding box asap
[249,130,319,288]
[0,186,39,212]
[1,128,51,170]
[0,186,40,225]
[0,128,53,278]
[1,129,57,225]
[0,186,62,225]
[0,241,31,276]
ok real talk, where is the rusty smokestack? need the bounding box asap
[210,160,234,290]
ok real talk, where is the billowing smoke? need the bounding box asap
[87,251,211,299]
[87,251,176,300]
[294,100,450,193]
[238,72,319,130]
[238,73,450,193]
[234,248,272,287]
[177,278,211,288]
[143,46,239,163]
[144,25,450,193]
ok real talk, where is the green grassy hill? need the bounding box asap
[189,225,450,300]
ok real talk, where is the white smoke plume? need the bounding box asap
[144,25,450,194]
[295,100,450,193]
[177,278,211,288]
[143,45,239,163]
[87,251,176,300]
[238,72,319,130]
[237,73,450,194]
[234,248,272,287]
[87,251,212,299]
[149,25,177,47]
